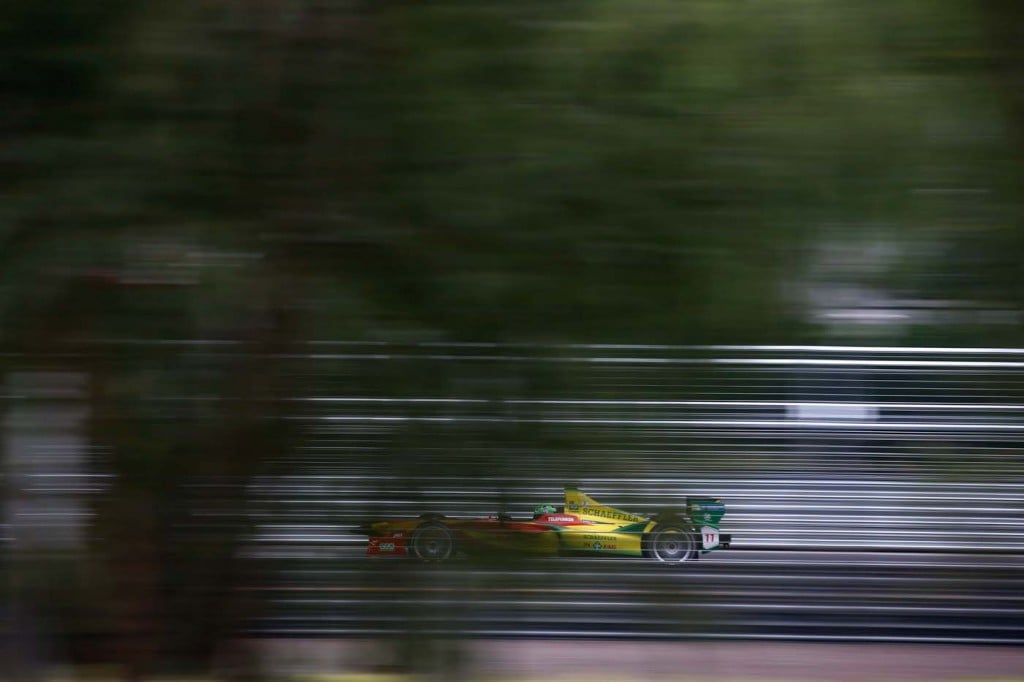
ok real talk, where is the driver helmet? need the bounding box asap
[534,504,558,517]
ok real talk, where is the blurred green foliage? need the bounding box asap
[2,0,1020,347]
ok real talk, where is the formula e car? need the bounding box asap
[357,487,731,563]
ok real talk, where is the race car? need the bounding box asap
[356,486,731,563]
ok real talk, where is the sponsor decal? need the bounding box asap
[580,507,646,523]
[592,541,602,550]
[543,515,579,523]
[368,536,399,552]
[368,537,406,556]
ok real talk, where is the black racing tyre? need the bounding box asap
[410,522,454,562]
[645,523,698,563]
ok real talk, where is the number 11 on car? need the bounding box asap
[701,526,720,549]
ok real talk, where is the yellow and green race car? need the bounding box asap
[358,487,731,564]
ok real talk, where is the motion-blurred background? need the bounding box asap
[3,0,1024,679]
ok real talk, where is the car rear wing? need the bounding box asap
[686,497,726,528]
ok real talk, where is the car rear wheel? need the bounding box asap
[410,522,454,562]
[646,523,698,563]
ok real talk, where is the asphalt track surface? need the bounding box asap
[252,546,1024,644]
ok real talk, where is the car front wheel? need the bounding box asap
[646,523,698,563]
[410,522,454,562]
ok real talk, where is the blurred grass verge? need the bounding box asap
[34,666,1024,682]
[51,676,1024,682]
